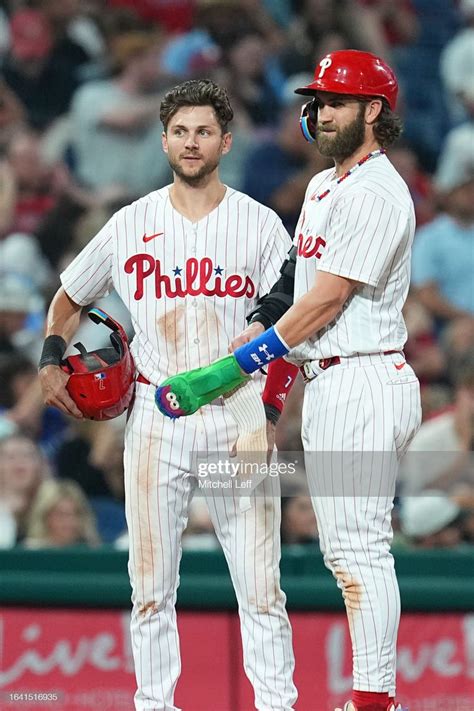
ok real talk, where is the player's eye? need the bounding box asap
[199,129,210,136]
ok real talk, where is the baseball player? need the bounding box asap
[38,80,298,710]
[156,52,421,711]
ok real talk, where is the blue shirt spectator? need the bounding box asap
[412,213,474,315]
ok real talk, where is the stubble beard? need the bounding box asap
[316,104,366,162]
[168,154,221,186]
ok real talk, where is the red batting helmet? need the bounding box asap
[295,49,398,110]
[61,308,135,421]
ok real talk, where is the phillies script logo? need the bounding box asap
[297,233,326,259]
[124,255,256,301]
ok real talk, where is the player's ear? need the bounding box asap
[221,131,232,155]
[365,99,383,125]
[162,131,168,153]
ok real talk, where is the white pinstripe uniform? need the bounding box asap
[288,153,422,697]
[60,186,297,711]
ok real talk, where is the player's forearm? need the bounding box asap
[275,280,351,348]
[275,292,341,348]
[45,287,83,342]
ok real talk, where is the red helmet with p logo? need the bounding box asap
[61,308,135,421]
[295,49,398,110]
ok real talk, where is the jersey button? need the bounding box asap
[192,300,197,307]
[193,338,200,344]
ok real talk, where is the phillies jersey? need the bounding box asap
[61,186,291,383]
[288,153,416,363]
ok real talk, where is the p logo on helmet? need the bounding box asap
[318,56,332,78]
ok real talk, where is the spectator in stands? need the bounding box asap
[399,365,474,495]
[1,7,90,129]
[56,418,125,500]
[220,31,284,127]
[440,0,474,125]
[0,131,61,237]
[357,0,418,53]
[0,434,50,544]
[182,498,219,550]
[69,27,171,201]
[0,275,43,363]
[388,141,435,226]
[38,0,105,63]
[0,356,68,459]
[23,479,100,548]
[242,85,330,232]
[108,0,195,34]
[462,514,474,543]
[161,0,284,81]
[281,489,318,545]
[0,79,26,152]
[442,316,474,385]
[282,0,390,76]
[403,293,445,387]
[0,355,38,415]
[412,125,474,324]
[398,490,464,549]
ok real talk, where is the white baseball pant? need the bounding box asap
[124,382,297,711]
[301,353,421,697]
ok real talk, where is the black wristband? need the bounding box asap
[38,335,67,370]
[264,402,281,425]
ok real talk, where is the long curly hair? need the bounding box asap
[373,99,403,148]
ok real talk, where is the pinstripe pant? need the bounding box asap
[125,383,296,711]
[301,354,421,697]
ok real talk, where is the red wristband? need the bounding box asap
[262,359,299,414]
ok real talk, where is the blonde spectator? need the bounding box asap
[0,434,49,543]
[24,479,100,548]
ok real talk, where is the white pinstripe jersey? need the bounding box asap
[288,153,416,363]
[61,185,291,383]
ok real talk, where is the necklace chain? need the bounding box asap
[310,148,386,202]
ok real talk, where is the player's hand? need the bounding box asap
[39,365,84,418]
[229,322,265,352]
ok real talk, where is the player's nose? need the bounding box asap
[184,133,199,149]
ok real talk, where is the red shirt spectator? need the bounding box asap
[107,0,194,33]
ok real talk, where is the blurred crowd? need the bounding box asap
[0,0,473,553]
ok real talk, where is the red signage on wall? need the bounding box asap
[0,610,473,710]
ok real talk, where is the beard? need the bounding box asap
[316,104,366,162]
[167,152,221,186]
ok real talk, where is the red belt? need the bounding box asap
[299,350,402,377]
[137,373,152,385]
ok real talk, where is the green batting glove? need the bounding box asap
[155,355,249,418]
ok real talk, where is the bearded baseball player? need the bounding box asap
[156,52,421,711]
[38,80,299,710]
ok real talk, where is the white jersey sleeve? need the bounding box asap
[318,190,408,287]
[258,213,292,295]
[60,216,115,305]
